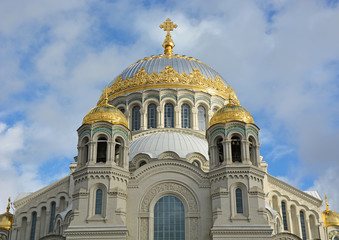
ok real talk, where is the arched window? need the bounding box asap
[114,138,123,166]
[164,103,174,128]
[181,103,191,128]
[49,201,56,233]
[236,188,243,214]
[30,212,37,240]
[300,211,307,240]
[81,137,89,165]
[97,137,107,163]
[192,160,200,168]
[40,207,47,236]
[118,107,125,114]
[216,137,224,163]
[281,201,288,231]
[59,196,66,212]
[249,137,256,165]
[147,103,157,129]
[231,136,242,162]
[132,106,141,130]
[139,160,147,167]
[154,196,185,240]
[272,195,279,211]
[213,107,219,113]
[198,105,206,131]
[95,189,103,215]
[309,215,319,239]
[276,219,281,234]
[56,220,61,235]
[21,217,27,240]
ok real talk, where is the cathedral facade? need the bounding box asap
[6,19,339,240]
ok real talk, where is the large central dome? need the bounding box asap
[97,54,239,105]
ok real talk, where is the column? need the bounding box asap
[242,139,251,164]
[88,141,96,163]
[192,106,198,130]
[107,140,114,164]
[225,140,232,165]
[140,107,146,130]
[175,106,180,128]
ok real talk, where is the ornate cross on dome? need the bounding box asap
[159,18,177,55]
[102,86,110,105]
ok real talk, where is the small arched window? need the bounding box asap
[118,107,125,114]
[276,219,281,234]
[216,137,224,163]
[213,107,219,113]
[164,103,174,128]
[231,136,242,162]
[114,138,122,166]
[192,160,200,168]
[300,211,307,240]
[181,103,191,128]
[132,106,141,130]
[59,196,66,212]
[30,212,37,240]
[198,105,206,131]
[147,103,157,129]
[281,201,288,231]
[97,137,107,163]
[249,137,256,165]
[21,217,27,240]
[95,189,103,215]
[236,188,243,214]
[139,160,147,167]
[49,202,56,233]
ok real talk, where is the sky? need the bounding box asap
[0,0,339,212]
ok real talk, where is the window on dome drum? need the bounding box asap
[49,201,56,233]
[300,211,307,240]
[154,196,185,240]
[164,103,174,128]
[97,137,107,163]
[192,160,200,168]
[148,103,157,129]
[198,105,206,131]
[30,212,37,240]
[231,136,242,162]
[216,137,224,163]
[139,160,147,167]
[132,105,141,130]
[95,189,103,215]
[281,201,288,231]
[181,103,191,128]
[118,107,125,114]
[213,107,219,113]
[236,188,243,214]
[276,219,281,234]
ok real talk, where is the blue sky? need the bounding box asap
[1,0,339,212]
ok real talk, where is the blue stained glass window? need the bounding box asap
[49,202,56,233]
[132,106,141,130]
[148,103,157,129]
[197,106,206,131]
[300,211,307,240]
[164,103,174,128]
[95,189,103,215]
[281,201,288,230]
[236,188,243,214]
[181,104,191,128]
[30,212,37,240]
[154,196,185,240]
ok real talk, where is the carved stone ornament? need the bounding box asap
[98,65,236,104]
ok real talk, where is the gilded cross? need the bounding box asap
[102,86,110,105]
[160,18,177,34]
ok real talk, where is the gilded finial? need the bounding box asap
[325,194,329,211]
[6,197,10,214]
[160,18,177,55]
[102,87,110,106]
[227,94,234,105]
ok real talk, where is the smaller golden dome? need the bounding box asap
[83,87,128,127]
[209,101,254,126]
[323,195,339,227]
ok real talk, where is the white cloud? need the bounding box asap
[0,0,338,212]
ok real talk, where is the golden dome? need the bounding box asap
[209,101,254,126]
[83,88,128,127]
[323,195,339,227]
[0,198,13,231]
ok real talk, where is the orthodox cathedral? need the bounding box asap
[1,18,339,240]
